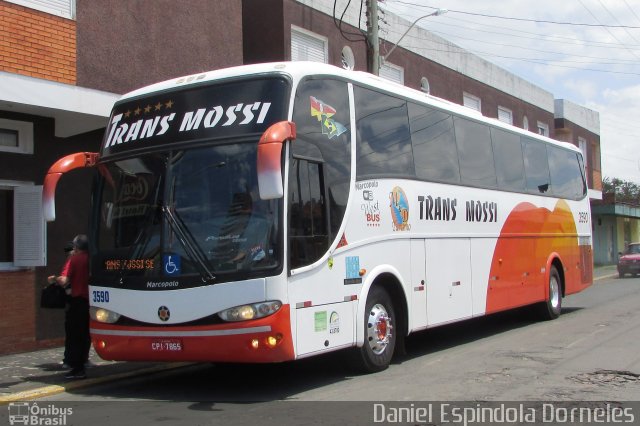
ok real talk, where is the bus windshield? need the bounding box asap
[94,142,280,288]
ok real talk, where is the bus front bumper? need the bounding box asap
[90,305,294,363]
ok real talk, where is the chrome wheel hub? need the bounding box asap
[367,303,392,355]
[550,275,560,310]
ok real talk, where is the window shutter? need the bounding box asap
[497,107,513,125]
[379,63,404,84]
[291,29,327,63]
[5,0,75,19]
[13,185,46,267]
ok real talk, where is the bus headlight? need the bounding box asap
[218,301,282,322]
[90,306,121,323]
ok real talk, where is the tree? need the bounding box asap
[602,176,640,205]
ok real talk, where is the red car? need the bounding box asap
[618,243,640,278]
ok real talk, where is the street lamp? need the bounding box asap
[381,8,448,64]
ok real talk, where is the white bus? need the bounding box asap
[44,62,593,372]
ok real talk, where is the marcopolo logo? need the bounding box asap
[8,402,73,425]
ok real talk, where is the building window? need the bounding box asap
[341,46,355,70]
[463,92,481,112]
[420,77,431,94]
[0,119,34,155]
[5,0,75,20]
[497,106,513,125]
[291,26,328,63]
[578,137,588,169]
[537,121,549,137]
[379,62,404,84]
[0,182,45,270]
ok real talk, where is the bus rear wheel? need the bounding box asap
[538,265,562,320]
[350,286,396,373]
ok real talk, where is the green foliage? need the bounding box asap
[602,176,640,205]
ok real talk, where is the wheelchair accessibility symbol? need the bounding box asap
[163,254,181,276]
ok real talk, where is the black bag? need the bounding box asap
[40,283,67,309]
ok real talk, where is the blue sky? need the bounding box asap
[381,0,640,184]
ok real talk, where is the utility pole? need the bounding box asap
[366,0,379,75]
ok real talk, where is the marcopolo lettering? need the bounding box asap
[465,200,498,223]
[418,195,457,221]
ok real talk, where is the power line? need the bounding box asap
[622,0,640,25]
[399,43,640,76]
[577,0,640,61]
[397,27,640,65]
[385,0,640,28]
[425,14,640,50]
[595,0,640,45]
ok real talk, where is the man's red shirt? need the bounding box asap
[66,251,89,300]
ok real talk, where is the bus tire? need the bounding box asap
[350,286,396,373]
[538,265,562,320]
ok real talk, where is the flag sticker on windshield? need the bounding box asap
[310,96,347,140]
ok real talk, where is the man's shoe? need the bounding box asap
[59,362,71,369]
[65,369,86,380]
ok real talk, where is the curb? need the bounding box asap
[594,273,618,282]
[0,362,192,404]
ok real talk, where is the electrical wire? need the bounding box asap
[390,12,640,50]
[333,0,367,42]
[385,0,640,28]
[577,0,640,60]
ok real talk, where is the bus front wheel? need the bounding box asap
[350,286,396,373]
[538,265,562,320]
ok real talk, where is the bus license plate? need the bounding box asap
[151,339,183,352]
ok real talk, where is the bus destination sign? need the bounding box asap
[100,77,289,158]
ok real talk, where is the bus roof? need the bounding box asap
[119,61,580,154]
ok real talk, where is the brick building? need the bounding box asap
[0,0,602,354]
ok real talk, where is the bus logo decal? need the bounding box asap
[362,190,381,227]
[158,306,171,322]
[310,96,347,140]
[389,186,410,231]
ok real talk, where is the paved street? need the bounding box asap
[2,268,639,425]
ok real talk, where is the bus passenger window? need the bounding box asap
[355,86,414,179]
[408,103,460,183]
[491,128,525,191]
[454,117,497,188]
[523,138,551,194]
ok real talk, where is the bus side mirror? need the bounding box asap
[257,121,296,200]
[43,152,99,222]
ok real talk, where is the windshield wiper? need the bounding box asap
[162,206,216,282]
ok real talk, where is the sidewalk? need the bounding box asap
[0,265,622,403]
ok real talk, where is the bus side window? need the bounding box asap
[523,138,552,194]
[408,103,460,184]
[355,86,414,179]
[491,128,525,192]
